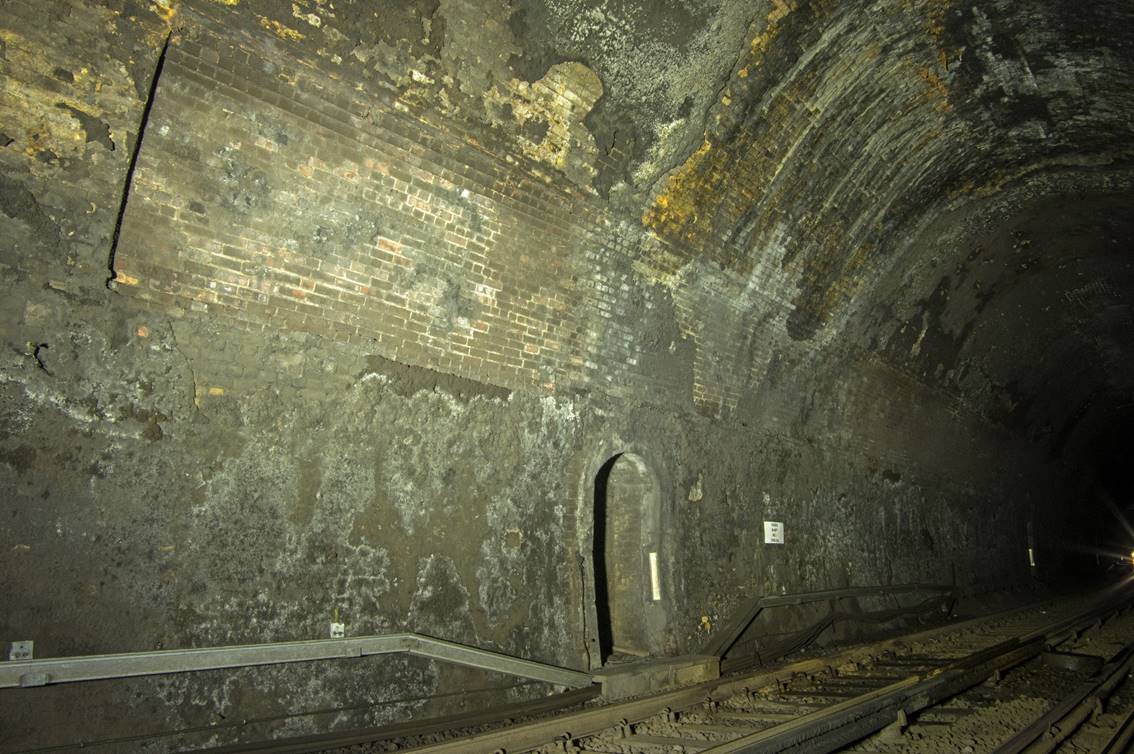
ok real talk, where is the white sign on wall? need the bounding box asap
[8,640,33,661]
[763,521,785,544]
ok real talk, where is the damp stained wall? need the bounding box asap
[1,0,1132,749]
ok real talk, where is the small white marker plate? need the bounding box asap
[763,521,784,545]
[330,622,345,639]
[9,640,33,661]
[648,551,661,601]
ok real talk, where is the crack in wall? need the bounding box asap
[107,30,173,288]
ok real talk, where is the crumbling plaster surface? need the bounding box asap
[0,312,587,747]
[507,0,759,196]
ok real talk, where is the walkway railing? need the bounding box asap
[1,632,595,689]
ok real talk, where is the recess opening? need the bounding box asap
[592,452,664,663]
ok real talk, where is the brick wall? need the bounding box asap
[113,9,657,398]
[107,8,776,418]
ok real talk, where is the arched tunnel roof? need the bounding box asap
[580,0,1134,477]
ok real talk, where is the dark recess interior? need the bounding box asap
[593,453,617,663]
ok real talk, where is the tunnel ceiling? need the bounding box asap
[613,0,1134,458]
[861,191,1134,461]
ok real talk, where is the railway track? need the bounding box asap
[394,585,1134,754]
[205,583,1134,754]
[991,633,1134,754]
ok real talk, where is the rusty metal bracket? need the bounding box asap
[702,583,956,660]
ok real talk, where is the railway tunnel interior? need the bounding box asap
[0,0,1133,749]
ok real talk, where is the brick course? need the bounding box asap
[113,11,672,399]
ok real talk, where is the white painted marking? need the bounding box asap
[649,551,661,601]
[1028,548,1036,568]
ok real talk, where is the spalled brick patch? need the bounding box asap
[102,6,799,418]
[113,12,620,396]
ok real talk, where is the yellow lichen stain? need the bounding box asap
[795,239,876,331]
[257,16,305,41]
[841,241,874,286]
[947,158,1067,202]
[918,0,964,91]
[115,274,141,286]
[912,126,944,154]
[641,137,714,237]
[946,178,972,200]
[291,2,323,27]
[638,0,837,265]
[149,0,179,22]
[0,31,113,165]
[749,0,797,63]
[211,0,240,5]
[916,66,953,113]
[922,0,954,46]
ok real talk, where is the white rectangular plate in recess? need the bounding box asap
[649,551,661,601]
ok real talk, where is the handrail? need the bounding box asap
[720,594,955,674]
[0,632,595,690]
[701,582,955,659]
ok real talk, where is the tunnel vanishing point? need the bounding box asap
[1,0,1133,749]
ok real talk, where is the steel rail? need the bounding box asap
[131,591,1117,754]
[722,594,956,674]
[396,598,1058,754]
[0,633,595,690]
[1098,704,1134,753]
[193,684,603,754]
[699,590,1132,753]
[701,639,1045,753]
[993,640,1134,754]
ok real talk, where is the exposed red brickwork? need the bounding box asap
[114,13,627,395]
